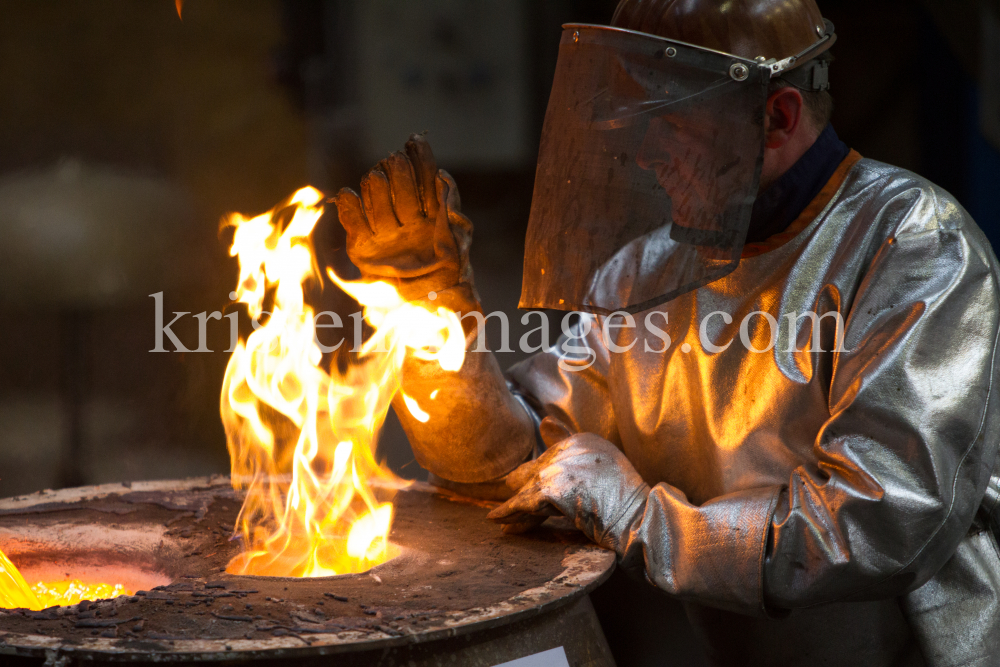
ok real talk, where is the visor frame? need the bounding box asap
[563,22,766,79]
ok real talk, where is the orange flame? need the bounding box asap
[221,187,464,577]
[175,0,183,20]
[0,547,132,610]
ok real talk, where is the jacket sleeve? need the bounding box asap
[394,328,537,484]
[506,313,621,447]
[400,312,618,487]
[616,195,1000,616]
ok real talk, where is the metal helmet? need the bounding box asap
[612,0,836,91]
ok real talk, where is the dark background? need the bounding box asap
[0,2,997,664]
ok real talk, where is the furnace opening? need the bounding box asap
[0,546,172,610]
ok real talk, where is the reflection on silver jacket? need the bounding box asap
[508,158,1000,666]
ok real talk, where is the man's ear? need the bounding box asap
[765,87,805,150]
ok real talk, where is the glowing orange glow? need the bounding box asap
[175,0,183,20]
[0,548,132,610]
[222,187,465,578]
[30,581,132,608]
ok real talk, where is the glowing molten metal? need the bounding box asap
[222,187,464,577]
[0,549,131,610]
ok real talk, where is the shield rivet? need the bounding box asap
[573,30,580,43]
[816,24,824,37]
[729,63,750,81]
[665,46,677,57]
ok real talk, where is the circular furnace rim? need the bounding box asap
[0,477,616,662]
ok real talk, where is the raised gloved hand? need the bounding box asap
[488,418,651,550]
[334,134,476,310]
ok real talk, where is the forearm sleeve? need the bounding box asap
[506,314,621,445]
[393,335,536,484]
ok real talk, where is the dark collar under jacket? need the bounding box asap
[747,123,850,244]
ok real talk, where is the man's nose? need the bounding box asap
[636,122,667,171]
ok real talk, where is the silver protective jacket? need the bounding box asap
[507,157,1000,666]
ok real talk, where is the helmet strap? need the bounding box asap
[778,58,830,92]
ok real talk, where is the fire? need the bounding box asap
[221,187,464,577]
[0,548,132,611]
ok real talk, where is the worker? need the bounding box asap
[334,0,1000,663]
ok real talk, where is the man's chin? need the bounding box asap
[656,180,701,210]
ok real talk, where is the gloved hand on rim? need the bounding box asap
[489,416,651,550]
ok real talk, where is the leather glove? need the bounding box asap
[334,134,476,312]
[488,417,651,550]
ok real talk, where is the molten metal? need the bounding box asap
[0,547,132,611]
[221,187,464,578]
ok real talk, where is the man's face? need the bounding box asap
[635,109,742,231]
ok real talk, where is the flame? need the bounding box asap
[222,187,464,578]
[401,393,430,423]
[175,0,183,20]
[0,547,132,610]
[0,548,40,610]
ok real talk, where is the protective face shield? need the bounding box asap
[520,22,833,314]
